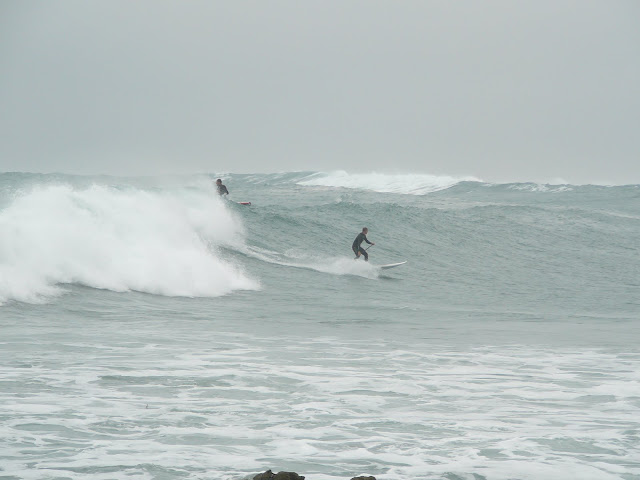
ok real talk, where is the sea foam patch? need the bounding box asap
[2,334,637,480]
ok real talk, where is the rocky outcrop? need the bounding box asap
[253,471,305,480]
[252,471,376,480]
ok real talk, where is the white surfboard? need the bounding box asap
[378,261,407,270]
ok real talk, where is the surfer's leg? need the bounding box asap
[360,247,368,261]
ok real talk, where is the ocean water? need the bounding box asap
[1,171,639,480]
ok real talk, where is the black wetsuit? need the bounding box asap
[217,184,229,195]
[352,232,373,261]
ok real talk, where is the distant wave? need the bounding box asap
[296,171,481,195]
[0,183,259,304]
[294,171,640,195]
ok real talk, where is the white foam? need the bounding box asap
[307,257,379,278]
[0,184,259,304]
[1,336,637,480]
[297,171,481,195]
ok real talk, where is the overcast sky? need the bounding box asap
[1,1,638,184]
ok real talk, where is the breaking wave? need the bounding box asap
[0,182,259,304]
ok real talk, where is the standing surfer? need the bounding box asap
[216,178,229,196]
[352,227,375,261]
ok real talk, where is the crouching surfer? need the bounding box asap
[352,227,374,261]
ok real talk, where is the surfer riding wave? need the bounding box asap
[352,227,374,261]
[216,178,229,196]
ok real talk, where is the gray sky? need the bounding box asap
[1,0,639,184]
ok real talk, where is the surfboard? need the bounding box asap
[379,261,407,269]
[237,202,251,206]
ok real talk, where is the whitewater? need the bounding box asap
[1,171,639,480]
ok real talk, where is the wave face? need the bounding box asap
[0,174,258,303]
[1,171,638,307]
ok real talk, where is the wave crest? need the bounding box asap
[297,171,481,195]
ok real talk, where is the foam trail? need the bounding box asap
[0,184,259,304]
[243,246,379,279]
[306,256,379,279]
[297,171,481,194]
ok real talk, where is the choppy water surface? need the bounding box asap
[1,171,639,480]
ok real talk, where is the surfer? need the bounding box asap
[216,178,229,196]
[352,227,374,261]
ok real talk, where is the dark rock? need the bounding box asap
[273,472,304,480]
[351,477,376,480]
[253,471,304,480]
